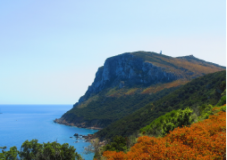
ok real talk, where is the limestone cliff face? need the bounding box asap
[74,53,178,107]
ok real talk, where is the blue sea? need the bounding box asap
[0,105,98,160]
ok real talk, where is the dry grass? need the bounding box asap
[151,54,224,77]
[141,79,189,94]
[77,95,99,108]
[125,88,139,95]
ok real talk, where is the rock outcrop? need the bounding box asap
[74,53,178,107]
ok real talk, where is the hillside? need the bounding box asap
[56,87,178,128]
[103,108,226,159]
[55,51,225,129]
[95,70,226,139]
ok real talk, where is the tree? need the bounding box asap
[18,139,82,160]
[19,139,42,160]
[84,138,101,160]
[103,136,127,152]
[0,146,18,160]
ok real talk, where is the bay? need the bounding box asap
[0,105,97,160]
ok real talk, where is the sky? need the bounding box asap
[0,0,226,104]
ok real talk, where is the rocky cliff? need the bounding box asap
[75,53,179,107]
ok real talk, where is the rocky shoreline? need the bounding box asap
[53,118,103,131]
[73,133,107,147]
[54,119,107,146]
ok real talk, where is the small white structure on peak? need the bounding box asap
[160,50,162,55]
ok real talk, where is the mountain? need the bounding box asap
[55,51,225,129]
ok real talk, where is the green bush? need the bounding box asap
[140,108,194,137]
[103,136,127,152]
[216,89,226,106]
[197,104,213,120]
[220,105,226,112]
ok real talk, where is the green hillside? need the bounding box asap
[95,70,226,140]
[140,98,226,138]
[61,86,178,128]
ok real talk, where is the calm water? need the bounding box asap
[0,105,97,160]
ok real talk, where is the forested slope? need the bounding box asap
[59,87,178,128]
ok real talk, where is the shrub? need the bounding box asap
[103,109,226,160]
[140,108,194,137]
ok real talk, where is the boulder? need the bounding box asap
[74,133,79,137]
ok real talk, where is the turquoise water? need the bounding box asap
[0,105,97,160]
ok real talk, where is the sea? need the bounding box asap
[0,105,98,160]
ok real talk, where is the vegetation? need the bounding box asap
[61,52,224,130]
[95,71,226,139]
[103,107,226,159]
[0,139,82,160]
[140,108,194,137]
[0,146,18,160]
[103,136,127,152]
[62,86,178,128]
[85,136,129,160]
[141,91,227,137]
[84,138,102,160]
[216,89,226,107]
[141,79,189,94]
[99,92,226,154]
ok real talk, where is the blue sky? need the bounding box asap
[0,0,226,104]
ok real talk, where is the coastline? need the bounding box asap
[53,118,103,131]
[54,118,105,144]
